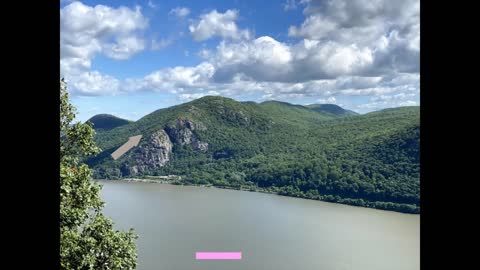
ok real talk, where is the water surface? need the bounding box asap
[100,180,419,270]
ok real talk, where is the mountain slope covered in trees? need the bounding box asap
[306,103,358,116]
[87,114,131,131]
[86,96,420,213]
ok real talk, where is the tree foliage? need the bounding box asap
[60,79,137,270]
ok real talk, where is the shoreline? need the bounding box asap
[95,177,281,196]
[94,177,420,215]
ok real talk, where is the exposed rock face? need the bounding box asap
[125,129,173,175]
[192,140,209,152]
[147,129,173,165]
[119,118,210,176]
[165,118,208,152]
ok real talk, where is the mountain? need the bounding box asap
[259,100,336,126]
[86,96,420,213]
[87,114,132,131]
[306,103,358,116]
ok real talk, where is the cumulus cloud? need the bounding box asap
[61,1,147,66]
[355,85,419,112]
[189,9,250,41]
[290,0,418,42]
[211,37,293,82]
[123,66,417,107]
[102,36,146,60]
[143,62,216,92]
[67,71,120,96]
[206,36,376,82]
[195,0,419,84]
[288,0,419,75]
[61,1,419,113]
[169,7,190,18]
[60,1,148,95]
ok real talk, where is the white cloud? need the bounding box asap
[283,0,298,11]
[148,0,157,9]
[356,98,418,112]
[198,49,212,58]
[143,62,216,92]
[189,9,250,41]
[60,2,147,65]
[207,36,375,82]
[125,66,417,104]
[61,0,419,113]
[68,71,120,96]
[288,0,419,75]
[289,15,338,40]
[179,91,221,102]
[355,87,419,112]
[371,92,416,102]
[399,100,418,106]
[211,37,293,82]
[151,38,173,50]
[316,97,337,104]
[102,36,146,60]
[60,1,148,95]
[169,7,190,18]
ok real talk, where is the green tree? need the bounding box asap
[60,79,137,269]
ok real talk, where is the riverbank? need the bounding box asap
[95,177,420,214]
[95,177,279,195]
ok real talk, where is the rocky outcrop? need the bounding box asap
[165,118,208,152]
[125,129,173,175]
[117,118,210,176]
[192,140,209,152]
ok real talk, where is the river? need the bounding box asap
[100,180,419,270]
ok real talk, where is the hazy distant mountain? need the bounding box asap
[87,96,419,213]
[306,104,358,116]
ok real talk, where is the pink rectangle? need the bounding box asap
[196,252,242,260]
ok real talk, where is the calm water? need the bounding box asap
[100,180,420,270]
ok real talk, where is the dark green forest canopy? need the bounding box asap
[306,103,358,116]
[86,96,420,213]
[87,114,132,131]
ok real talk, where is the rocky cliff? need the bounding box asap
[119,117,209,175]
[122,129,173,175]
[165,118,208,152]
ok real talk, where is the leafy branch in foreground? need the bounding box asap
[60,79,137,270]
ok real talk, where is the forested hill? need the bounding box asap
[87,114,131,131]
[306,103,358,116]
[86,96,420,213]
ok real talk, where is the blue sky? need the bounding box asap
[60,0,420,122]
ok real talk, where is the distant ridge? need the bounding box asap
[87,114,132,131]
[306,104,358,116]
